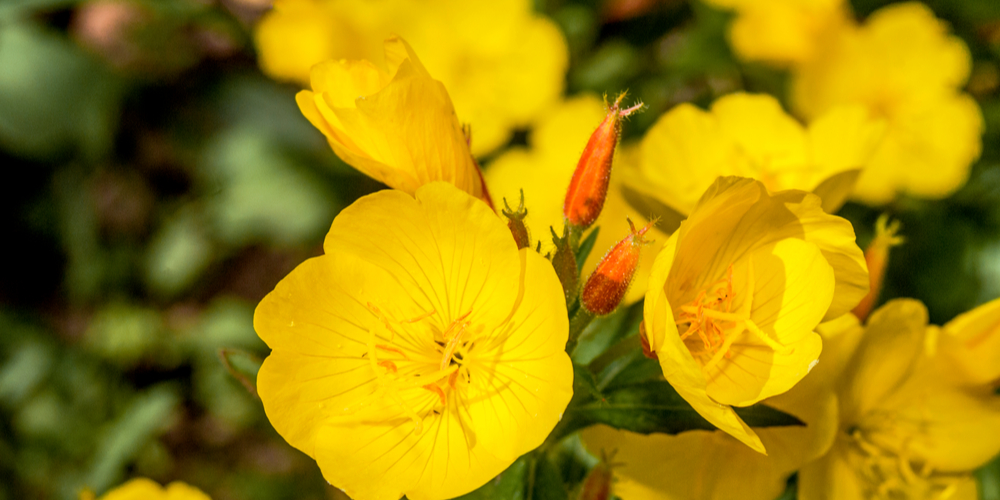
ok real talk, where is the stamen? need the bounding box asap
[378,360,398,373]
[377,344,410,359]
[423,384,446,406]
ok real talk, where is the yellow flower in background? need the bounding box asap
[486,94,656,305]
[703,0,852,65]
[254,182,573,500]
[792,2,983,204]
[255,0,568,155]
[938,296,1000,386]
[579,314,862,500]
[297,37,488,202]
[643,177,868,453]
[628,93,884,217]
[85,478,211,500]
[798,299,1000,500]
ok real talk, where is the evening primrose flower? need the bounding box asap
[643,177,868,453]
[296,37,488,202]
[627,92,884,217]
[579,314,861,500]
[798,299,1000,500]
[703,0,852,65]
[83,478,210,500]
[254,182,573,500]
[487,94,656,304]
[255,0,567,155]
[792,2,983,204]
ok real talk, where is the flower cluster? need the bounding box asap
[705,0,983,204]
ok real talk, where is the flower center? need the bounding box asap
[343,303,480,434]
[675,262,792,372]
[847,427,964,499]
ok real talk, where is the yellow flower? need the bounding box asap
[792,2,983,204]
[254,182,573,500]
[85,478,210,500]
[798,299,1000,500]
[579,314,861,500]
[643,176,868,453]
[486,94,656,305]
[627,92,884,217]
[703,0,852,65]
[296,37,488,202]
[255,0,567,155]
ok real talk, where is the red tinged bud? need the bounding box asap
[852,214,904,322]
[581,218,654,316]
[563,93,643,229]
[578,450,621,500]
[501,190,531,250]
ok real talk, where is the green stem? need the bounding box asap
[566,307,596,354]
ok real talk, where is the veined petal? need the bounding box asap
[838,299,927,423]
[463,250,572,461]
[797,441,867,500]
[325,183,519,333]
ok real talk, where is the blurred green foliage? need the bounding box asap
[1,0,999,499]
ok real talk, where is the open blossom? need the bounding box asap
[486,94,657,304]
[254,182,573,500]
[627,93,884,217]
[84,478,210,500]
[643,177,868,453]
[799,299,1000,500]
[702,0,851,65]
[792,2,983,204]
[255,0,567,155]
[579,314,860,500]
[296,37,489,202]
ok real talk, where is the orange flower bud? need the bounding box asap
[563,93,643,229]
[581,218,654,315]
[578,450,620,500]
[852,214,904,322]
[501,190,530,250]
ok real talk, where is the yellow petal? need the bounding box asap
[838,299,928,423]
[797,441,867,500]
[941,296,1000,385]
[704,239,833,406]
[325,183,518,332]
[98,479,211,500]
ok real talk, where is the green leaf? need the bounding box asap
[455,455,529,500]
[595,346,661,391]
[572,299,642,365]
[530,455,568,500]
[977,453,1000,500]
[568,380,803,435]
[575,226,601,271]
[86,385,180,494]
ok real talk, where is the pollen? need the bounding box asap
[675,261,793,372]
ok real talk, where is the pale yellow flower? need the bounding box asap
[296,37,487,201]
[255,0,567,155]
[580,314,861,500]
[703,0,852,65]
[799,299,1000,500]
[255,183,573,500]
[643,177,868,453]
[85,478,210,500]
[628,92,883,217]
[486,94,656,305]
[792,2,983,204]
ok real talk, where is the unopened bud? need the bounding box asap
[581,218,654,315]
[502,190,530,249]
[852,214,904,322]
[563,93,643,229]
[639,321,657,360]
[578,450,620,500]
